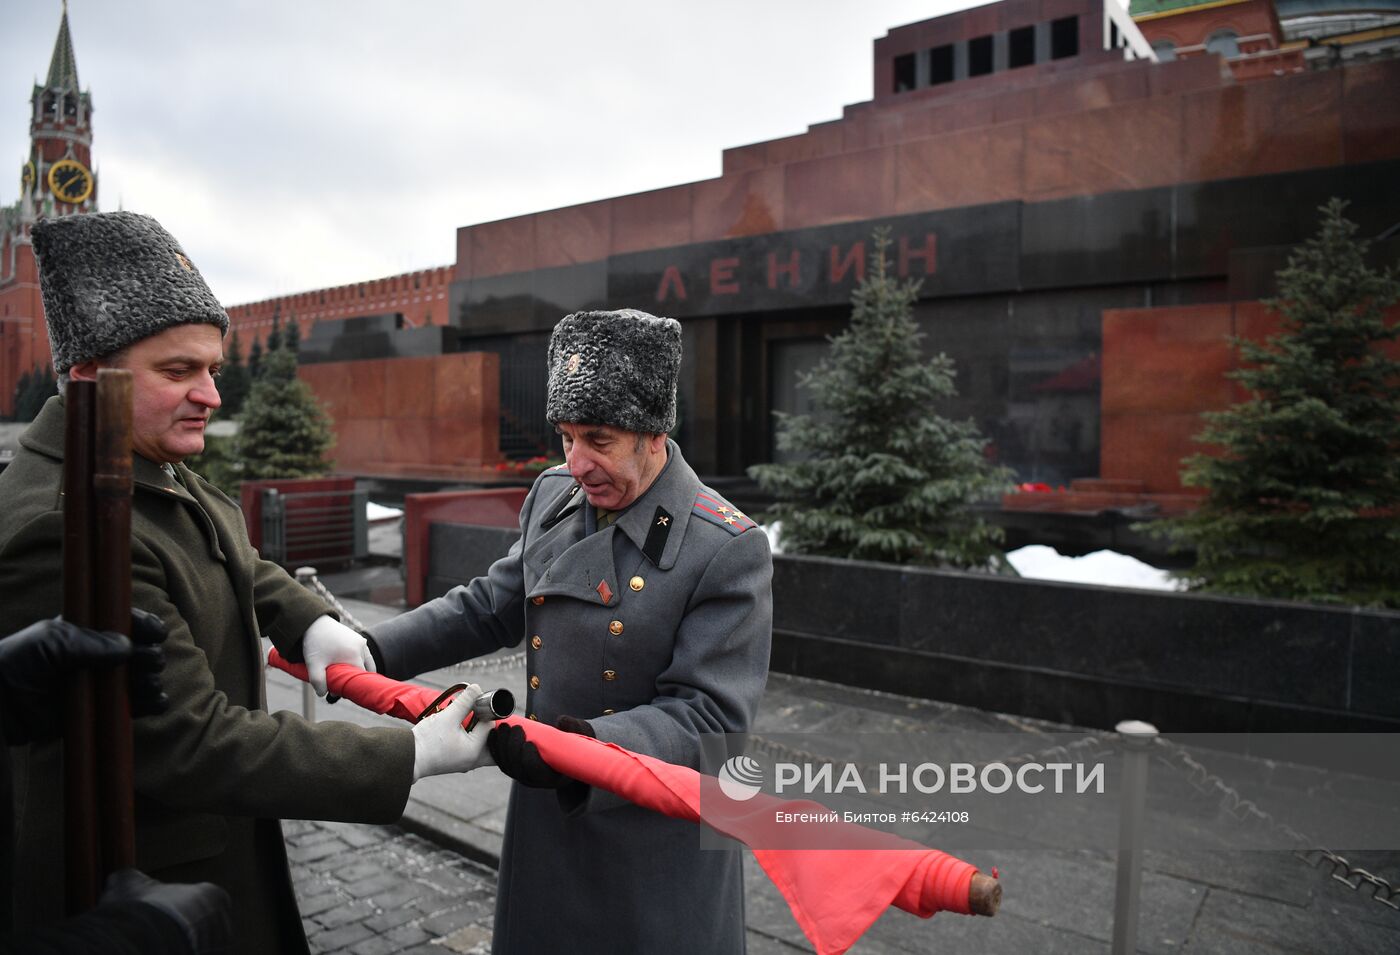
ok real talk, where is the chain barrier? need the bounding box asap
[751,727,1398,914]
[296,568,526,675]
[445,651,526,675]
[1151,736,1400,913]
[995,733,1118,771]
[297,570,370,634]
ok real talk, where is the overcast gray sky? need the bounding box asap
[3,1,985,306]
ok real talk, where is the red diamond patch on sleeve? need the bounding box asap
[596,579,613,603]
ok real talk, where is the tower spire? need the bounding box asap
[27,0,96,217]
[46,1,81,93]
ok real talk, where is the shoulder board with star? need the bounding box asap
[692,490,758,534]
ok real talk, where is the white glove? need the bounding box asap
[412,685,495,781]
[301,615,376,696]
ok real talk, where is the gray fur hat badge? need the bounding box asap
[546,308,681,434]
[32,211,230,374]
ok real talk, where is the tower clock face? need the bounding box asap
[21,160,36,193]
[48,158,94,204]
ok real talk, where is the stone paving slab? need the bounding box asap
[267,595,1400,953]
[286,820,496,955]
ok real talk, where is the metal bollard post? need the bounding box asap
[295,567,317,722]
[1111,720,1158,955]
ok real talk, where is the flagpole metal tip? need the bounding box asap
[969,872,1001,916]
[473,688,514,722]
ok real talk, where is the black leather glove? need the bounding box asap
[128,608,170,718]
[486,717,594,789]
[555,715,596,739]
[99,868,232,955]
[0,617,131,746]
[0,612,171,746]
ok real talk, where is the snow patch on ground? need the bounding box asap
[367,502,404,522]
[1007,545,1184,592]
[560,517,1177,593]
[760,521,783,555]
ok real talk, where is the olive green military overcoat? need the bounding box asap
[0,396,416,955]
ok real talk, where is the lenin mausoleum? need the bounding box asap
[4,0,1399,541]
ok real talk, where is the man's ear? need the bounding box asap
[68,359,102,383]
[648,433,668,454]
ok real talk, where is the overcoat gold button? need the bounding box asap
[609,620,624,636]
[529,713,538,721]
[629,576,645,592]
[530,635,542,650]
[529,675,540,689]
[602,669,617,681]
[601,708,615,715]
[531,596,545,606]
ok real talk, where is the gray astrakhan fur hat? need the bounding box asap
[545,308,681,434]
[32,211,230,374]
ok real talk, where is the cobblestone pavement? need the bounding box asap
[286,819,497,955]
[285,819,813,954]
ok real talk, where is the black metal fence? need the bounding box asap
[259,486,368,566]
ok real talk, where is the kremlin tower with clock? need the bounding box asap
[0,3,96,417]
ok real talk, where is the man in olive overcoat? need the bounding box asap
[0,212,490,954]
[368,309,774,953]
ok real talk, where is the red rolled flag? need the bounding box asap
[270,652,447,721]
[268,650,997,954]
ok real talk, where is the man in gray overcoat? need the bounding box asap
[368,308,774,953]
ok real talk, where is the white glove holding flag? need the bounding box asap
[301,615,376,696]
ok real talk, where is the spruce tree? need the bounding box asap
[266,313,283,354]
[231,347,333,479]
[13,365,57,422]
[10,369,32,422]
[750,230,1012,568]
[248,337,264,380]
[285,316,301,354]
[217,331,251,416]
[1154,199,1400,607]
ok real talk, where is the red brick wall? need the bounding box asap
[1134,0,1279,51]
[226,265,454,350]
[0,241,50,417]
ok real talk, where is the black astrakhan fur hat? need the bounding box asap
[32,211,229,373]
[545,308,681,434]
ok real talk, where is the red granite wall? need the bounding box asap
[298,351,501,478]
[402,487,528,606]
[1101,301,1400,495]
[454,57,1400,282]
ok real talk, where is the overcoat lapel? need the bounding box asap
[522,489,584,577]
[520,439,701,604]
[133,457,227,563]
[525,515,619,607]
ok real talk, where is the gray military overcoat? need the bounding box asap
[371,441,773,954]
